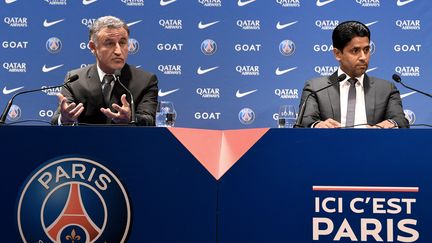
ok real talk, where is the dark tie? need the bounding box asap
[102,74,114,106]
[346,78,358,127]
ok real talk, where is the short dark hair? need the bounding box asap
[89,16,130,44]
[332,21,370,51]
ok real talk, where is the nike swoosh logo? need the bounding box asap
[42,64,64,73]
[276,21,298,30]
[158,88,179,97]
[366,67,378,73]
[275,67,297,76]
[198,21,220,29]
[236,89,257,98]
[127,20,142,27]
[316,0,336,7]
[43,19,65,28]
[3,86,24,95]
[397,0,415,6]
[160,0,177,6]
[82,0,98,5]
[401,91,416,99]
[365,21,378,27]
[238,0,256,7]
[5,0,17,4]
[197,66,219,75]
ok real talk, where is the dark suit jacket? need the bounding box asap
[52,64,158,126]
[299,72,409,128]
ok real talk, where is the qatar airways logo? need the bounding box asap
[41,86,61,96]
[275,88,299,99]
[276,0,300,7]
[315,20,339,30]
[236,65,260,76]
[356,0,380,7]
[315,66,338,76]
[121,0,144,6]
[158,64,182,75]
[17,157,131,242]
[395,66,420,77]
[81,18,96,28]
[4,17,28,28]
[236,20,260,30]
[159,19,182,29]
[3,62,26,73]
[396,20,420,30]
[198,0,222,7]
[44,0,67,5]
[196,88,220,98]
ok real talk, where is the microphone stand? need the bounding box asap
[0,74,79,124]
[392,74,432,98]
[294,74,347,128]
[113,73,136,125]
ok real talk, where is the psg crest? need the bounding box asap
[17,157,131,242]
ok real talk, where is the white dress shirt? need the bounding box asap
[338,69,367,128]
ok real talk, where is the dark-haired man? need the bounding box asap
[52,15,158,126]
[298,20,409,128]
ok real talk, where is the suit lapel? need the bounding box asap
[86,65,105,107]
[364,74,375,124]
[327,72,341,122]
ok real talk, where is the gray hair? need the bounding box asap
[89,16,130,44]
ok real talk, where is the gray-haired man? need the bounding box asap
[52,15,158,126]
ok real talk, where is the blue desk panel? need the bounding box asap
[219,129,431,243]
[1,126,217,243]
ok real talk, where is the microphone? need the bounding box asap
[294,73,347,128]
[114,70,136,125]
[392,74,432,98]
[0,74,79,124]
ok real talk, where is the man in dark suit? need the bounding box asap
[52,16,158,126]
[299,21,409,128]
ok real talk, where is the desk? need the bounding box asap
[1,127,430,242]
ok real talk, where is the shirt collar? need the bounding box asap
[337,68,365,87]
[96,64,116,83]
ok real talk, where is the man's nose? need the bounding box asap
[114,43,122,54]
[359,50,368,60]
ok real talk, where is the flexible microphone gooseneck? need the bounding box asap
[294,73,347,128]
[392,74,432,98]
[0,74,79,124]
[114,70,136,125]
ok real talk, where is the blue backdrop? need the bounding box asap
[1,0,431,129]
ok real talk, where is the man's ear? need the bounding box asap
[333,47,342,61]
[89,41,96,55]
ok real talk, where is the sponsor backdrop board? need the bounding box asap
[1,0,430,129]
